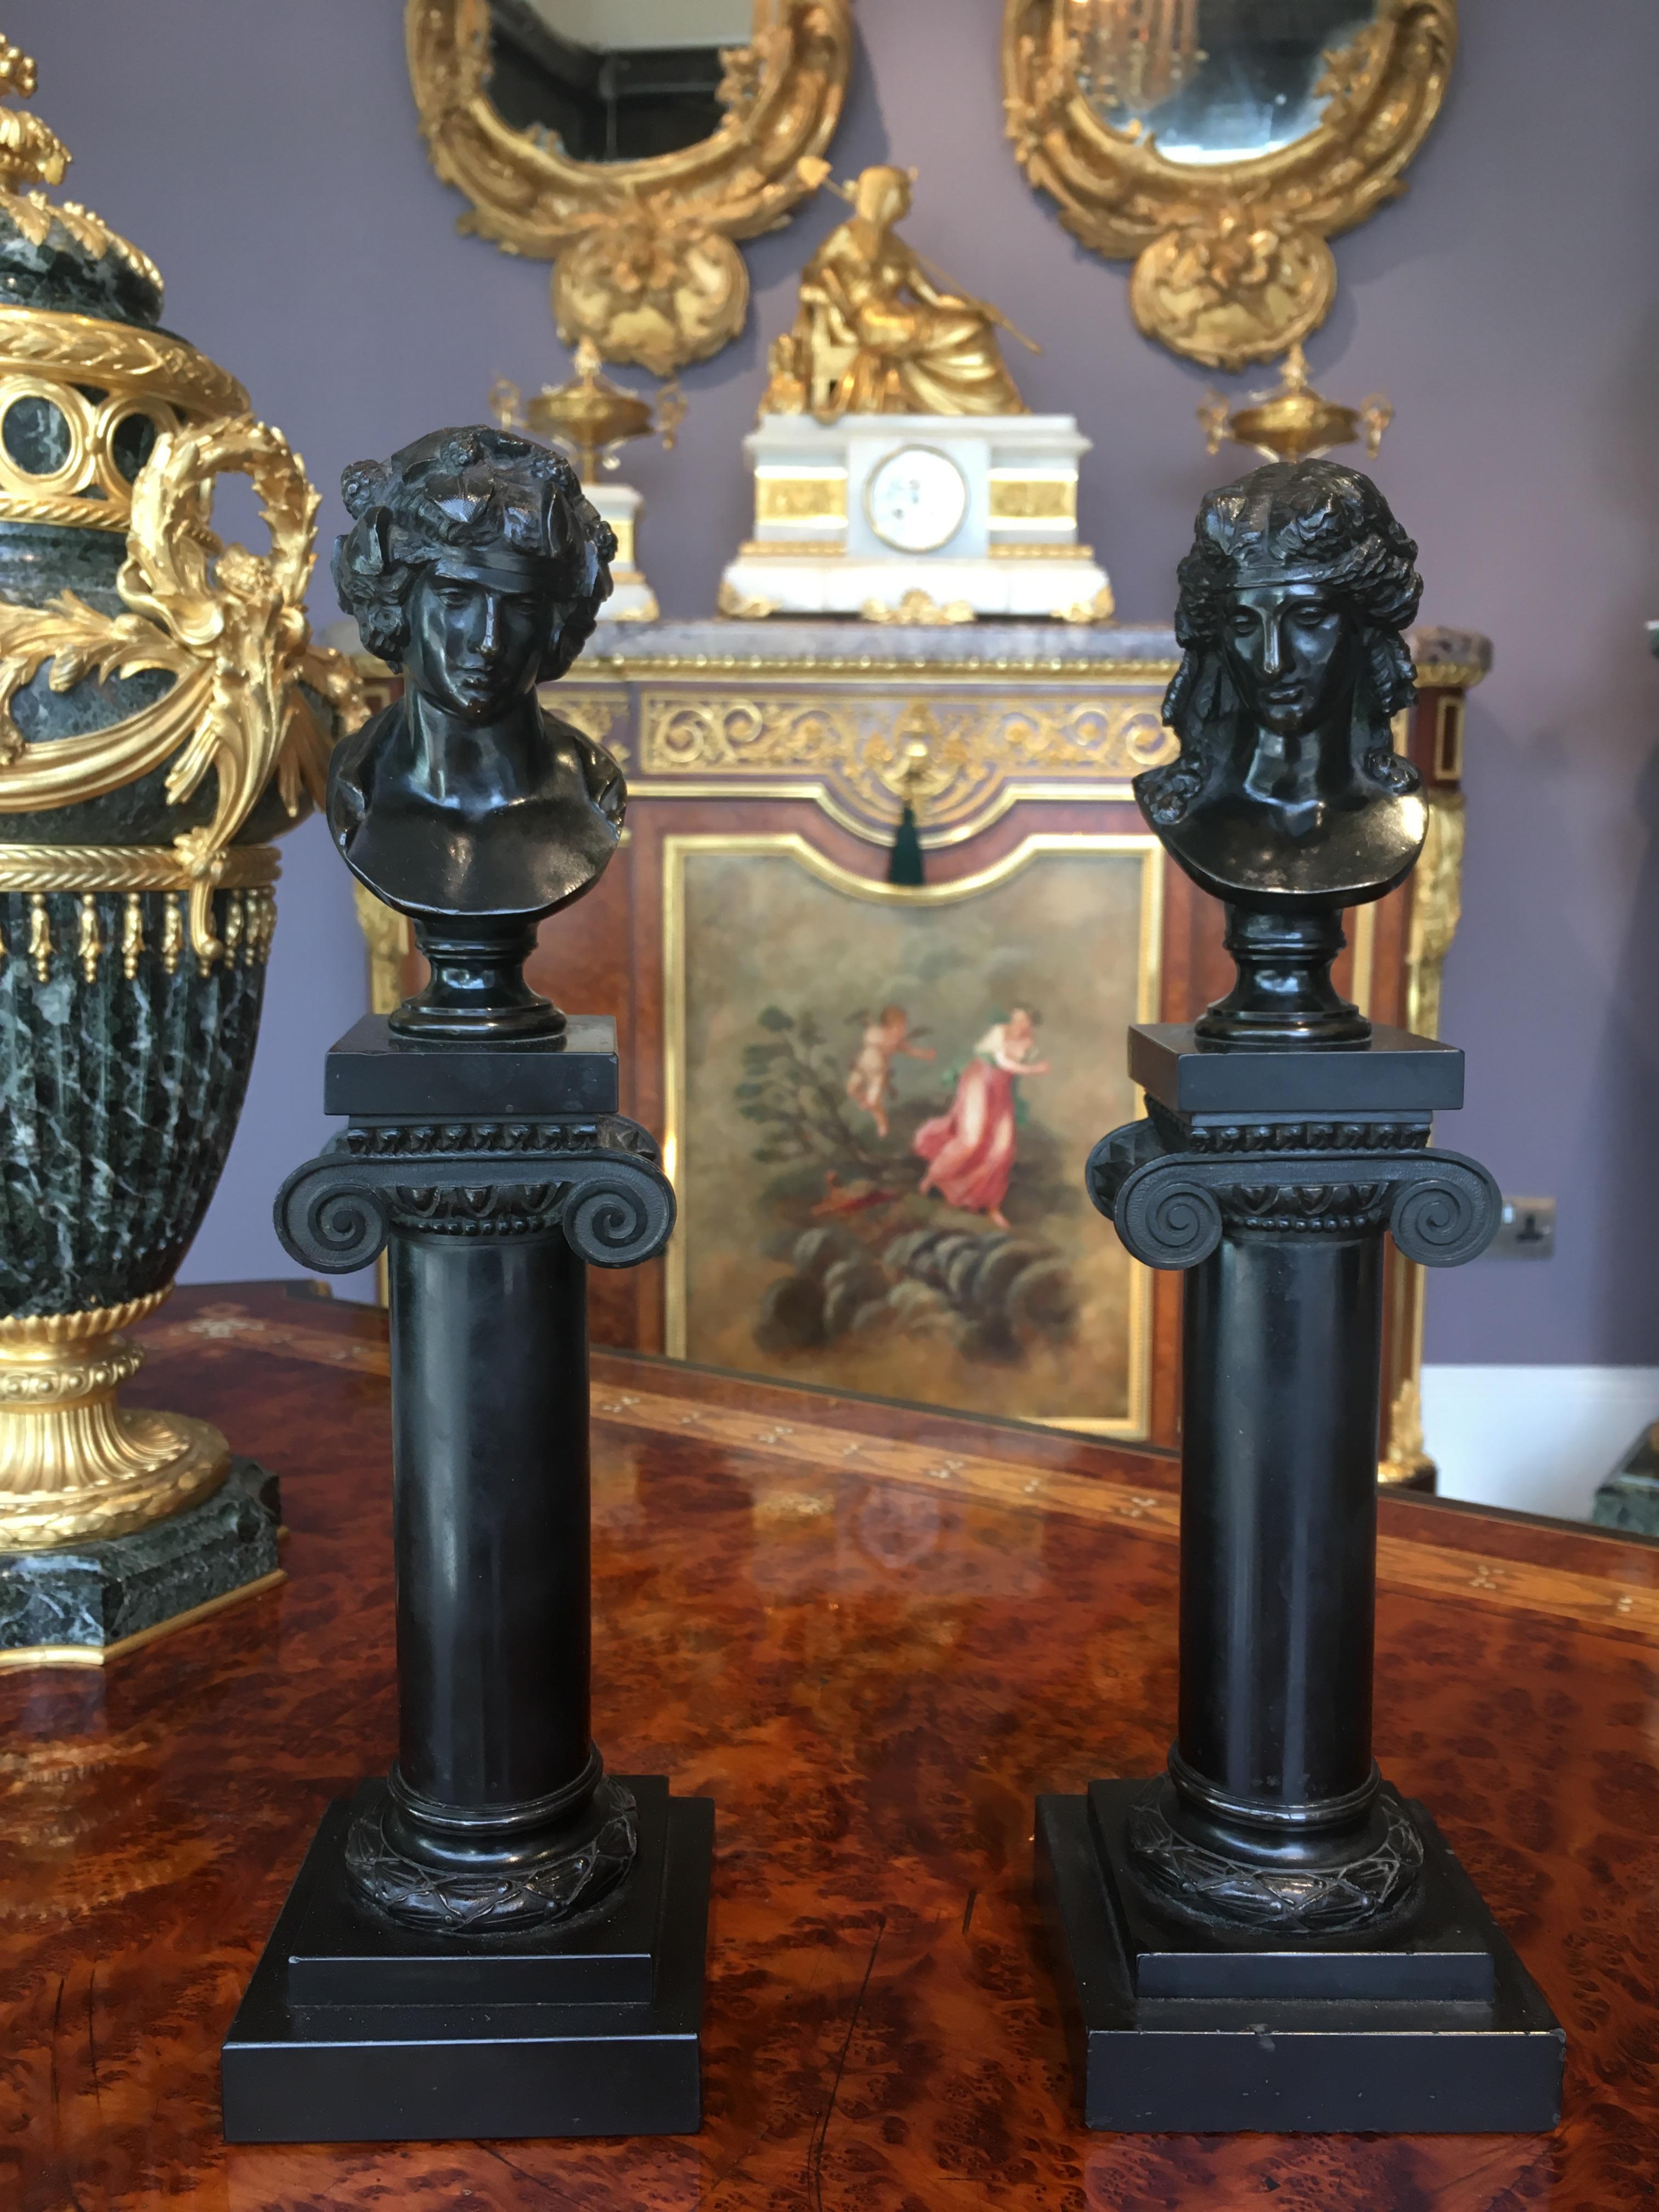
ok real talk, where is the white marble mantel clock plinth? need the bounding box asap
[719,412,1113,622]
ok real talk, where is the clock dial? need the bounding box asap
[865,445,968,554]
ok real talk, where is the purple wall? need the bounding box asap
[14,0,1659,1361]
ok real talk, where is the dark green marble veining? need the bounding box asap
[0,1458,279,1643]
[0,887,267,1314]
[1592,1446,1659,1538]
[0,202,163,328]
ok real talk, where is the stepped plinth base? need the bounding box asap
[222,1777,712,2143]
[1036,1781,1564,2134]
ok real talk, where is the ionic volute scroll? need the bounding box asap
[275,1125,678,1276]
[1088,1118,1499,1273]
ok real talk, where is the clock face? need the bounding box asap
[865,446,969,554]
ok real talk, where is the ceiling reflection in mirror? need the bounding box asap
[1073,0,1382,166]
[487,0,753,162]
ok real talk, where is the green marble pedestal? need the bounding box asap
[1592,1423,1659,1539]
[0,1459,282,1665]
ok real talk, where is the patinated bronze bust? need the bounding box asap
[1139,458,1426,1046]
[329,424,623,1039]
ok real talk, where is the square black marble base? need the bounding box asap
[1129,1022,1464,1117]
[221,1775,712,2143]
[0,1458,281,1662]
[324,1013,619,1118]
[1036,1780,1564,2134]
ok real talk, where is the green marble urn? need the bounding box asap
[0,38,360,1587]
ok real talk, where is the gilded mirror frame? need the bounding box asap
[1001,0,1457,371]
[407,0,853,377]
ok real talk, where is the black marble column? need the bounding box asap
[1036,1031,1564,2131]
[1036,456,1565,2134]
[222,1016,711,2143]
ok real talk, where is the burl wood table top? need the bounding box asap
[4,1284,1657,2211]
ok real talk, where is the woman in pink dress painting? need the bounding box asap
[913,1006,1049,1232]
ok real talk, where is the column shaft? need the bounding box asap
[1177,1227,1383,1828]
[388,1227,591,1812]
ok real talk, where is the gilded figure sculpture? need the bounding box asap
[763,164,1033,422]
[1140,456,1425,1043]
[329,425,624,1040]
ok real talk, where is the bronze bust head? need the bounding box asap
[1139,460,1427,1047]
[329,424,623,1040]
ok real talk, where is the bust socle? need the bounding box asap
[329,424,623,1040]
[1137,458,1427,1046]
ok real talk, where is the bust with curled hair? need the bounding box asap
[1137,458,1427,913]
[326,426,625,1037]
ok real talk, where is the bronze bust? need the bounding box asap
[1139,459,1426,1046]
[329,425,623,1040]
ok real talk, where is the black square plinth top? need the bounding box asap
[1130,1023,1464,1118]
[323,1014,619,1118]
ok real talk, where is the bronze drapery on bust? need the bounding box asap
[329,423,625,1040]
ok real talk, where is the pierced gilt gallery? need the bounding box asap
[3,2,1657,2202]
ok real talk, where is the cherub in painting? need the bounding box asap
[845,1003,936,1141]
[914,1006,1050,1232]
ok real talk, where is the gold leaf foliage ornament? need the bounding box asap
[0,415,361,960]
[406,0,853,376]
[1001,0,1457,371]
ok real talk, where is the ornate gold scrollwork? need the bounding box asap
[0,417,365,960]
[406,0,853,375]
[638,686,1177,840]
[861,591,976,628]
[1001,0,1457,371]
[548,692,628,761]
[1404,791,1465,1041]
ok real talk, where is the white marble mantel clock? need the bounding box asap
[719,411,1113,622]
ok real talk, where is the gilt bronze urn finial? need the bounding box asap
[1197,345,1393,468]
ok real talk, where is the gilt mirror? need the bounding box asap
[408,0,852,376]
[1002,0,1457,369]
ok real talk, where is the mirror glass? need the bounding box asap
[486,0,754,163]
[1074,0,1381,167]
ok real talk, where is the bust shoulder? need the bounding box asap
[326,697,400,833]
[538,706,625,828]
[324,693,625,922]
